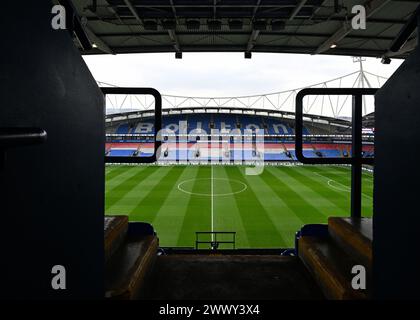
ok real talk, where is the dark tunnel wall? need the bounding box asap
[0,2,104,298]
[374,45,420,298]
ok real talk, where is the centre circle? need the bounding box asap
[177,178,247,196]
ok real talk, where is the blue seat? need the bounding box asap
[109,149,136,156]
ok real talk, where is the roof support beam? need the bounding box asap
[289,0,308,21]
[106,44,394,56]
[123,0,143,25]
[168,29,181,52]
[246,0,262,53]
[384,37,417,57]
[314,0,391,54]
[247,30,260,51]
[169,0,178,23]
[87,16,408,25]
[113,4,310,9]
[168,0,181,54]
[85,26,114,54]
[213,0,217,19]
[328,17,407,25]
[251,0,262,21]
[384,6,419,57]
[389,5,419,52]
[96,31,395,41]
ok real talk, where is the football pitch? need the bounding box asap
[105,165,373,249]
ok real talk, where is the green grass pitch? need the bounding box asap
[105,165,373,249]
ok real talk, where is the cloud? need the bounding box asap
[84,52,403,117]
[84,52,402,96]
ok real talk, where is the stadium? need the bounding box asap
[2,0,420,304]
[103,70,376,250]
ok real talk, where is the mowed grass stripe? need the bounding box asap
[105,166,148,200]
[214,166,250,248]
[105,165,136,181]
[105,166,146,189]
[234,168,303,247]
[268,166,347,218]
[105,166,116,175]
[152,166,200,247]
[332,165,374,183]
[105,165,138,183]
[285,166,351,213]
[311,166,373,216]
[105,166,163,212]
[105,165,374,249]
[226,167,287,248]
[262,167,328,223]
[129,166,186,223]
[177,166,211,247]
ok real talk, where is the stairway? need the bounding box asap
[311,144,322,157]
[104,216,372,300]
[104,216,323,300]
[298,217,372,299]
[105,216,158,299]
[144,254,323,300]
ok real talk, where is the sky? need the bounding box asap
[83,52,402,97]
[83,52,403,117]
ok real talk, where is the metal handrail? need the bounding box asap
[195,231,236,250]
[295,88,378,218]
[0,127,47,148]
[102,87,162,164]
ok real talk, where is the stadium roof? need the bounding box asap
[71,0,418,59]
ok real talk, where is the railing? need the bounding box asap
[0,127,47,170]
[0,128,47,148]
[195,231,236,250]
[295,88,378,218]
[101,87,162,164]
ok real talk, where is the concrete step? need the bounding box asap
[105,234,158,299]
[104,215,128,262]
[298,236,370,300]
[328,217,372,268]
[144,254,324,300]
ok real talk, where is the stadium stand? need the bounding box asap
[4,0,420,302]
[105,143,374,161]
[112,113,298,135]
[106,111,374,161]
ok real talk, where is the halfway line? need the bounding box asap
[211,165,214,242]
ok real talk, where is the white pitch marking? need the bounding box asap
[211,166,214,241]
[327,179,352,193]
[312,171,373,200]
[177,178,247,196]
[331,165,374,181]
